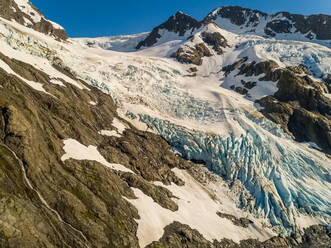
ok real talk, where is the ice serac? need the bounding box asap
[73,33,149,52]
[139,114,330,234]
[0,0,67,40]
[204,6,331,41]
[136,11,202,49]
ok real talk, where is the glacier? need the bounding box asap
[139,113,330,233]
[0,15,330,236]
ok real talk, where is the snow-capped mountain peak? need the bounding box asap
[0,0,67,40]
[136,11,202,49]
[204,6,331,42]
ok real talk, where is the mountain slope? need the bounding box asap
[0,1,330,247]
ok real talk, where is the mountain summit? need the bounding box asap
[136,11,201,49]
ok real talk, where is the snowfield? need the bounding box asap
[127,168,275,247]
[0,15,330,244]
[74,32,149,52]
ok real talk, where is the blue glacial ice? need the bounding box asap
[139,113,331,233]
[237,39,331,78]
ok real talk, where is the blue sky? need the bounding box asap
[30,0,331,38]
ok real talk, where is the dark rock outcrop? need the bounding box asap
[201,31,228,54]
[221,57,248,76]
[271,12,331,40]
[286,64,311,76]
[216,212,253,228]
[171,43,212,65]
[136,11,201,49]
[170,26,229,65]
[323,74,331,92]
[147,222,212,248]
[238,60,280,81]
[257,70,331,153]
[230,85,248,95]
[241,80,257,89]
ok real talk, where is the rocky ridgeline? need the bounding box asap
[136,11,230,65]
[147,223,330,248]
[136,11,201,49]
[0,0,67,40]
[204,6,331,40]
[137,6,330,55]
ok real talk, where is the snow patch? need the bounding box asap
[61,139,133,173]
[111,118,127,134]
[47,19,64,30]
[50,79,65,86]
[98,130,121,138]
[0,58,48,94]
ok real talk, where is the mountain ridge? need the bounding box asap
[0,0,67,40]
[205,6,331,40]
[135,6,330,50]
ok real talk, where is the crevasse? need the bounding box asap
[139,114,331,233]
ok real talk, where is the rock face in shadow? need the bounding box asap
[204,6,268,27]
[136,11,201,49]
[258,70,331,153]
[201,31,228,55]
[204,6,331,40]
[0,0,67,40]
[171,42,212,65]
[222,58,331,154]
[237,60,280,81]
[147,222,330,248]
[170,24,229,65]
[222,57,248,76]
